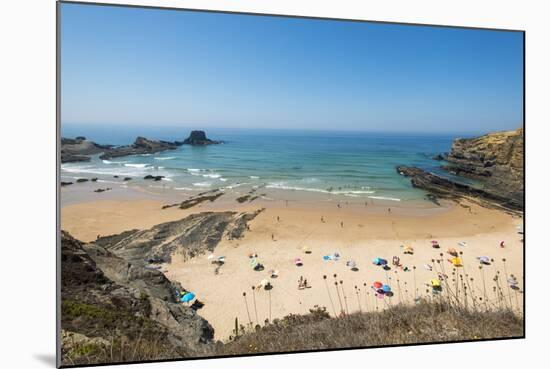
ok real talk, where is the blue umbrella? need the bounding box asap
[382,284,392,293]
[180,292,195,303]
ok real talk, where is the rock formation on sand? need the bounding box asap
[396,127,524,211]
[99,137,182,160]
[61,137,111,163]
[396,166,522,211]
[60,231,214,365]
[182,130,223,146]
[443,128,524,204]
[162,189,224,210]
[94,209,264,264]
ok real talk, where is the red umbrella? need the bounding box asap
[373,281,383,289]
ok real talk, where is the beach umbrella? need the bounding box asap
[423,264,433,271]
[346,260,357,268]
[217,256,225,263]
[373,281,383,289]
[477,256,490,264]
[382,284,392,293]
[458,241,467,247]
[180,292,195,303]
[447,248,458,256]
[302,246,312,254]
[404,245,414,254]
[372,257,381,265]
[430,279,441,288]
[294,257,303,266]
[375,292,385,299]
[207,254,216,260]
[323,255,331,261]
[507,277,519,287]
[450,257,462,267]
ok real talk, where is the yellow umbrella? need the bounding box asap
[430,279,441,288]
[451,257,462,267]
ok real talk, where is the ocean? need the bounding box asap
[61,126,479,203]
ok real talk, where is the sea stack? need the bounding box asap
[182,130,223,146]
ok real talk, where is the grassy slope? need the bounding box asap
[218,301,523,356]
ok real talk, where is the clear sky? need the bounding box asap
[61,3,524,134]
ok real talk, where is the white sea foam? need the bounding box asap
[220,178,228,182]
[266,182,375,196]
[161,177,173,182]
[368,195,401,202]
[102,160,127,165]
[174,187,194,191]
[249,176,260,179]
[124,163,149,168]
[193,182,212,188]
[203,173,221,179]
[154,157,176,161]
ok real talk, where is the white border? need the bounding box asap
[1,1,548,368]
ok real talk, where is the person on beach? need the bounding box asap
[388,208,391,214]
[340,221,344,228]
[321,216,325,223]
[271,233,275,241]
[500,240,505,248]
[277,216,280,222]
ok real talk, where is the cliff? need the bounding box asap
[60,231,214,365]
[443,128,524,205]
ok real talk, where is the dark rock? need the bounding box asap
[94,188,111,193]
[162,189,224,210]
[61,181,73,186]
[123,177,132,181]
[442,128,523,205]
[99,137,180,160]
[91,178,98,182]
[144,175,165,181]
[76,178,89,183]
[396,166,522,211]
[182,131,223,146]
[97,209,264,264]
[61,137,112,163]
[60,231,214,366]
[433,154,446,161]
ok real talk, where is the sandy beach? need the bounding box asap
[62,193,524,340]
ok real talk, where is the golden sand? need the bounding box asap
[61,197,524,340]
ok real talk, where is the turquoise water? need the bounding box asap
[61,127,476,203]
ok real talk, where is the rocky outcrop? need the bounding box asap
[95,210,263,264]
[60,230,214,365]
[100,137,181,160]
[397,166,522,211]
[61,137,111,163]
[162,189,224,210]
[443,128,523,204]
[182,131,222,146]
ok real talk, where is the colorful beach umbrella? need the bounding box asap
[373,281,383,289]
[382,284,392,293]
[180,292,195,303]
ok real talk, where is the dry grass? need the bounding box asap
[218,301,523,355]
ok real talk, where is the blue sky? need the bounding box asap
[61,3,523,134]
